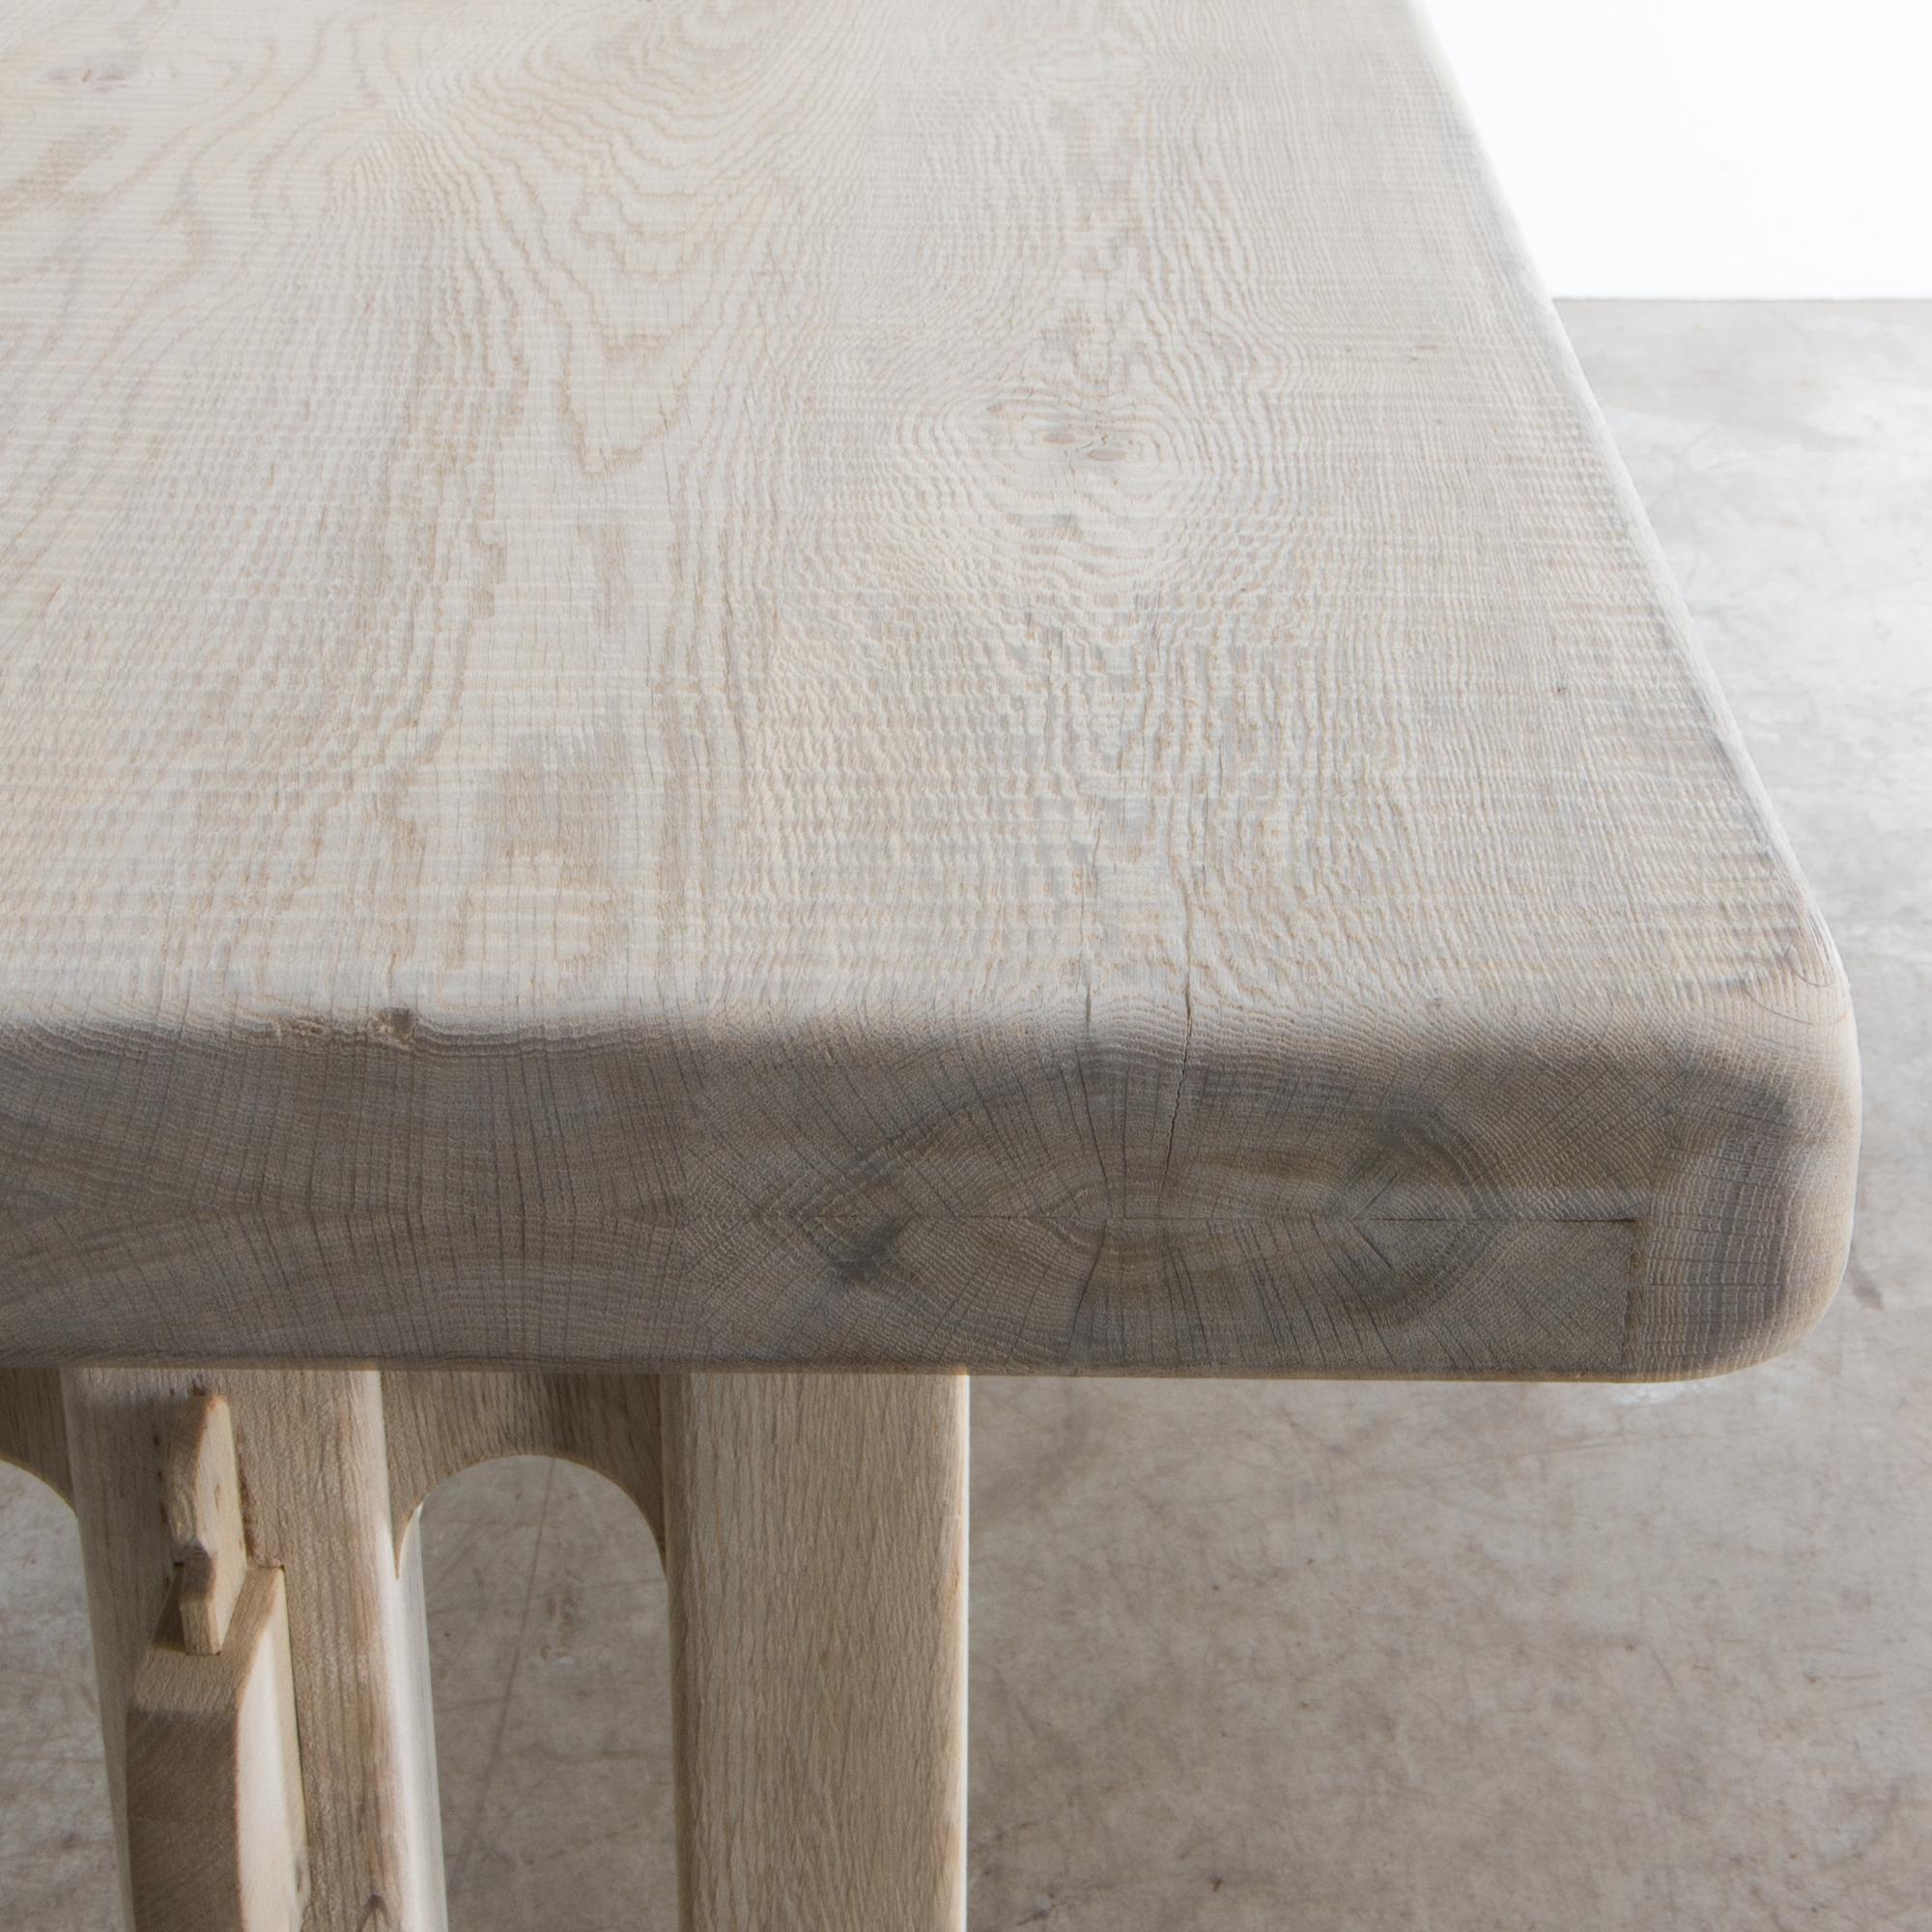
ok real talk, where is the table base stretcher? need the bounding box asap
[0,1365,968,1932]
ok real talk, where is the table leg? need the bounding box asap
[661,1372,969,1932]
[62,1368,448,1932]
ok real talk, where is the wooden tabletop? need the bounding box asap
[0,0,1857,1378]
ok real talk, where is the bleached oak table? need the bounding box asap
[0,0,1859,1927]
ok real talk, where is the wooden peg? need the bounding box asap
[164,1391,248,1655]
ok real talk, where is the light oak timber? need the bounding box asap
[126,1400,309,1932]
[662,1372,969,1931]
[383,1368,665,1556]
[63,1369,448,1932]
[125,1569,310,1932]
[0,1367,71,1500]
[164,1392,249,1656]
[0,0,1858,1380]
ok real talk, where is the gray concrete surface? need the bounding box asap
[2,301,1926,1930]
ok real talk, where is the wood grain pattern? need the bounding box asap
[0,0,1857,1378]
[383,1368,663,1555]
[164,1391,247,1654]
[125,1565,310,1932]
[663,1372,969,1930]
[64,1369,447,1931]
[0,1366,70,1497]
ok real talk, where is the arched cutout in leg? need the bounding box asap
[0,1369,71,1504]
[384,1372,663,1560]
[415,1454,674,1930]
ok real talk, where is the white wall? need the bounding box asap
[1421,0,1932,298]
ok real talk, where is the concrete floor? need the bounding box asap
[2,301,1926,1930]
